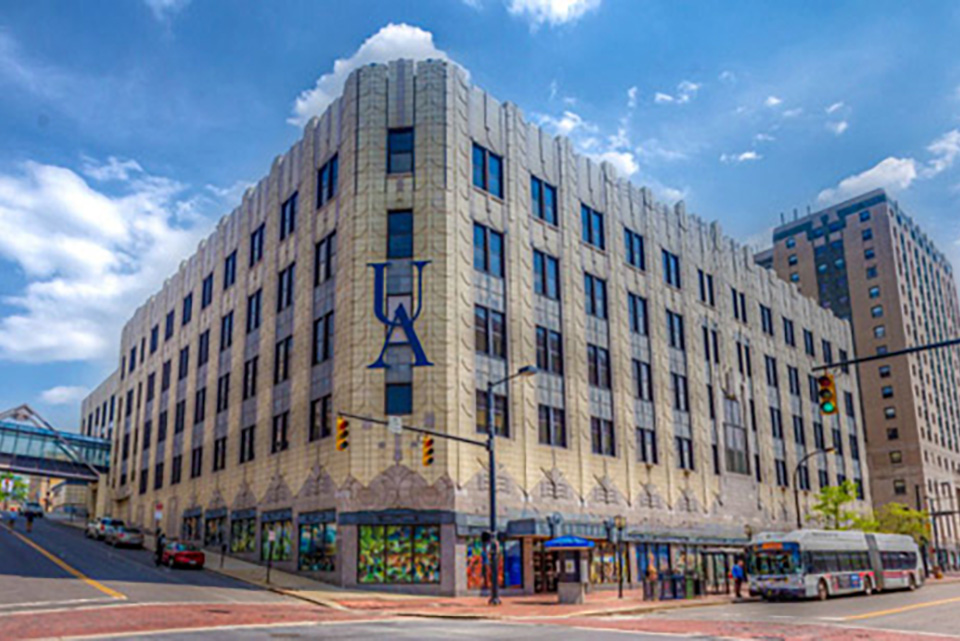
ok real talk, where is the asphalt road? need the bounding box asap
[0,515,291,615]
[646,578,960,637]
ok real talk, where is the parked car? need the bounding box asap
[85,517,125,540]
[106,525,144,548]
[161,541,205,569]
[22,502,43,518]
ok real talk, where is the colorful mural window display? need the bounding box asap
[230,517,256,554]
[465,537,522,590]
[357,524,440,584]
[181,515,202,541]
[590,541,627,584]
[298,522,337,572]
[204,517,226,547]
[261,519,293,562]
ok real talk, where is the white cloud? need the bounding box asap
[718,70,736,83]
[143,0,191,21]
[636,138,689,163]
[289,24,453,127]
[826,101,845,114]
[817,157,918,204]
[535,110,597,137]
[0,158,217,362]
[655,81,700,105]
[754,133,776,143]
[764,95,782,107]
[40,385,89,406]
[594,150,638,177]
[925,129,960,176]
[627,86,638,109]
[720,150,762,164]
[783,107,803,118]
[81,156,144,182]
[506,0,601,28]
[827,120,849,136]
[654,92,674,104]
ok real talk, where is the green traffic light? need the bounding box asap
[822,402,835,413]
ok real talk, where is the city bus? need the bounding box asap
[748,529,923,600]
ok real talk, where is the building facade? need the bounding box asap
[765,189,960,567]
[87,59,868,595]
[81,370,118,440]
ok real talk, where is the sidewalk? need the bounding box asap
[204,550,735,619]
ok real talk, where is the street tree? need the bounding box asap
[809,479,859,530]
[0,472,27,506]
[853,502,929,545]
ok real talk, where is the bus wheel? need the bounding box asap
[908,574,918,591]
[863,577,874,596]
[817,580,829,601]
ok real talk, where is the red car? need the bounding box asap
[161,541,205,569]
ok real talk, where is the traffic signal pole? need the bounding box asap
[811,336,960,372]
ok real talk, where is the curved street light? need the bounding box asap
[794,447,836,529]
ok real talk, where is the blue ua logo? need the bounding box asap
[368,260,434,369]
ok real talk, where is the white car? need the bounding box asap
[86,517,125,540]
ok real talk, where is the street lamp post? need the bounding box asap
[486,365,537,606]
[614,515,626,599]
[794,447,835,530]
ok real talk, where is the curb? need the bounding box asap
[202,563,347,611]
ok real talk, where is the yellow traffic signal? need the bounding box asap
[818,374,838,415]
[422,435,435,467]
[336,416,350,451]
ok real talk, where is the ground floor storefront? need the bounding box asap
[150,503,749,596]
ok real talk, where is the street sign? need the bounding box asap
[155,510,162,522]
[155,502,163,510]
[1,478,12,493]
[388,416,403,435]
[268,530,276,542]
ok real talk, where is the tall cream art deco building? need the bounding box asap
[88,59,868,595]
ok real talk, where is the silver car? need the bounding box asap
[85,517,124,540]
[106,525,143,548]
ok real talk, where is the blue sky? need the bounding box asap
[1,0,959,430]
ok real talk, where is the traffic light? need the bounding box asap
[422,435,435,467]
[817,373,838,415]
[336,416,349,451]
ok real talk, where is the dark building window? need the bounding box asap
[313,312,335,364]
[220,311,234,351]
[538,405,566,447]
[171,454,182,485]
[386,383,413,415]
[165,310,175,340]
[154,461,164,490]
[247,223,264,266]
[387,210,413,259]
[243,356,258,400]
[201,273,214,309]
[182,293,193,326]
[633,359,653,401]
[150,325,159,353]
[581,204,605,250]
[628,293,649,335]
[666,310,685,351]
[314,231,337,285]
[316,154,338,208]
[197,330,210,367]
[584,273,608,320]
[473,224,504,277]
[223,250,237,290]
[765,355,779,388]
[178,347,189,380]
[625,228,645,269]
[671,373,689,412]
[535,326,563,375]
[274,336,292,384]
[472,143,503,198]
[194,387,206,424]
[247,289,262,333]
[476,390,509,437]
[240,425,256,463]
[662,250,681,288]
[280,192,298,241]
[213,436,227,471]
[161,360,171,392]
[530,176,558,225]
[475,305,506,359]
[676,436,694,470]
[190,447,203,479]
[637,427,658,464]
[590,418,616,457]
[272,412,289,453]
[310,395,332,442]
[533,250,560,299]
[587,344,611,389]
[277,263,296,312]
[388,128,414,174]
[698,270,715,306]
[804,329,815,356]
[783,318,796,347]
[216,373,230,413]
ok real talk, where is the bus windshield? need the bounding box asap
[750,547,802,576]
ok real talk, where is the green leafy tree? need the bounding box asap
[0,472,27,504]
[854,502,929,545]
[809,479,859,530]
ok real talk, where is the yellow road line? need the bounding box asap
[842,595,960,621]
[3,526,126,600]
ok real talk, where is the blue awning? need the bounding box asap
[544,535,595,550]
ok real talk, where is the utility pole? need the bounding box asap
[338,364,537,606]
[793,447,835,529]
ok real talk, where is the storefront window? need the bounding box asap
[261,519,293,562]
[182,514,202,541]
[204,516,226,547]
[465,537,522,589]
[590,542,624,584]
[230,517,256,553]
[298,521,337,572]
[357,524,440,584]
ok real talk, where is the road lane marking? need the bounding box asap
[2,527,126,600]
[842,595,960,621]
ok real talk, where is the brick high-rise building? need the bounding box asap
[84,59,867,595]
[764,189,960,568]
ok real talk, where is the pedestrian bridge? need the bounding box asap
[0,405,109,481]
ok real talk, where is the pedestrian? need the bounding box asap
[155,529,166,567]
[24,510,34,533]
[732,558,746,600]
[5,510,14,530]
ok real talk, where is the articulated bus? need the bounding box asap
[748,529,923,601]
